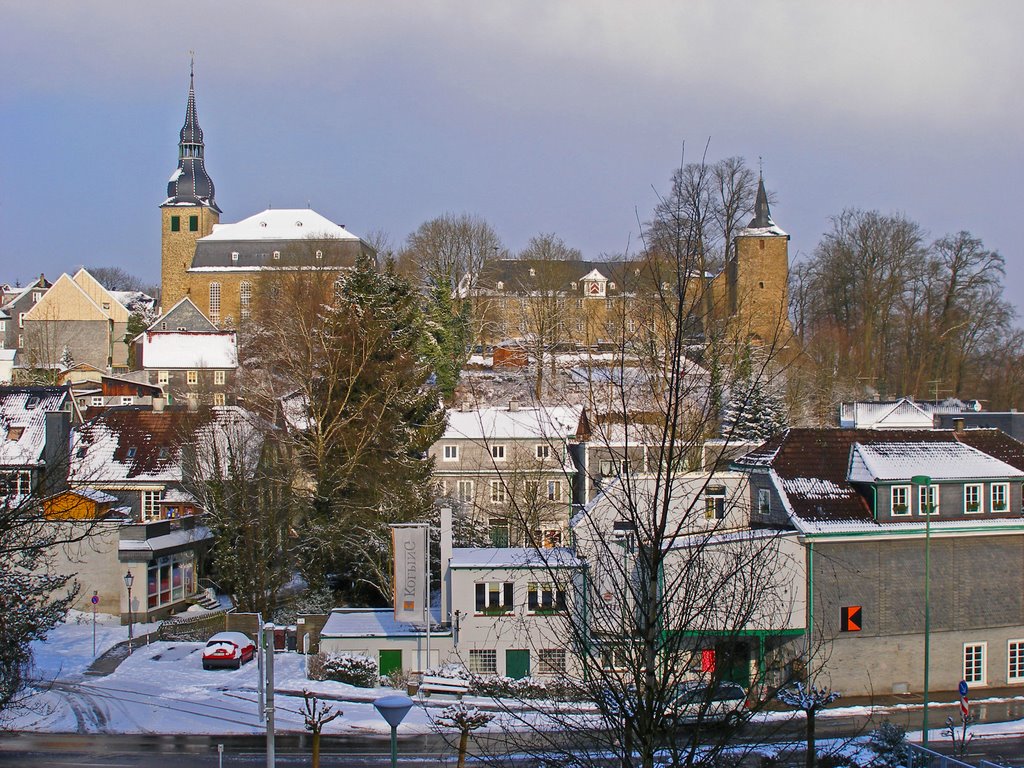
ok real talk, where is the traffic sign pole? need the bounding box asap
[91,592,99,658]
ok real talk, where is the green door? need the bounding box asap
[379,649,402,677]
[506,649,530,680]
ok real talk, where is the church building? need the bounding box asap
[160,66,375,325]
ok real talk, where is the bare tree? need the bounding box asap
[399,213,504,292]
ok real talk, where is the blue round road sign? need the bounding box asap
[959,680,969,696]
[91,595,99,605]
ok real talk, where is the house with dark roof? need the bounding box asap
[0,275,50,363]
[0,385,74,501]
[734,427,1024,696]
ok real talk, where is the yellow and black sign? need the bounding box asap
[841,605,862,632]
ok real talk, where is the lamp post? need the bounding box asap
[911,474,932,749]
[123,570,135,653]
[373,694,413,768]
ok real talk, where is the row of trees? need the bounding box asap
[791,211,1024,414]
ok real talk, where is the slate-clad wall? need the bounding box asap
[811,535,1024,694]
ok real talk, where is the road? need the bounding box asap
[5,690,1024,766]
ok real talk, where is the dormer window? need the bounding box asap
[259,221,268,228]
[296,221,304,227]
[609,282,616,290]
[273,251,281,260]
[571,282,577,290]
[126,447,137,459]
[992,483,1009,512]
[529,268,536,277]
[231,252,239,261]
[891,485,910,516]
[496,281,504,291]
[25,396,39,410]
[315,250,323,259]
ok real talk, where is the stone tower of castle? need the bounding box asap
[728,175,792,344]
[160,62,220,311]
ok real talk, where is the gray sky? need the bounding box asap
[3,2,1022,306]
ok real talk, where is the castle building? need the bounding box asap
[472,175,792,352]
[160,67,374,325]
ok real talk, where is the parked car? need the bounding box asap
[665,681,749,726]
[202,632,256,670]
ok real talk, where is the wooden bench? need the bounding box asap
[418,675,471,698]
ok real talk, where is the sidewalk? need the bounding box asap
[823,685,1024,712]
[83,631,161,677]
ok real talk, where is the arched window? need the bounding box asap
[209,282,221,324]
[240,282,252,320]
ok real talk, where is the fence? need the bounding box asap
[907,743,1009,768]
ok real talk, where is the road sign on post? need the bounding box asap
[959,679,969,718]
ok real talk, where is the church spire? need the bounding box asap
[163,60,220,212]
[748,173,774,229]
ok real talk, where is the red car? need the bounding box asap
[202,632,256,670]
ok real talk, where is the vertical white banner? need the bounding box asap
[392,524,427,623]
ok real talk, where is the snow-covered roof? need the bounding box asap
[847,442,1024,483]
[201,209,359,242]
[0,386,69,467]
[110,290,157,315]
[443,406,581,441]
[139,331,237,369]
[64,488,119,504]
[737,224,788,238]
[838,397,981,429]
[793,516,1024,537]
[320,606,446,638]
[449,547,582,569]
[118,525,213,553]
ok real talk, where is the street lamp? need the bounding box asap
[911,474,932,749]
[123,570,135,653]
[373,694,413,768]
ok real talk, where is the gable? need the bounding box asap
[72,269,129,322]
[24,274,109,323]
[148,297,217,333]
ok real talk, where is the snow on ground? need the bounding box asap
[28,610,159,680]
[16,615,1024,741]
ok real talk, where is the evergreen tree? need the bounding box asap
[720,352,788,442]
[294,255,446,603]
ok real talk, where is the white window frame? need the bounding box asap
[964,642,986,685]
[239,281,252,320]
[214,370,226,386]
[468,649,497,675]
[917,484,938,516]
[527,582,566,614]
[964,483,983,514]
[91,396,104,407]
[490,480,506,504]
[992,482,1009,513]
[457,480,474,503]
[157,370,169,385]
[705,486,727,520]
[891,485,911,516]
[186,370,198,386]
[443,445,458,461]
[120,396,134,406]
[141,489,164,521]
[18,312,25,329]
[491,444,506,461]
[546,479,562,502]
[1009,639,1024,682]
[208,282,221,324]
[213,393,226,406]
[757,488,771,516]
[538,648,566,676]
[536,444,551,460]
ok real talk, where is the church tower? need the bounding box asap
[160,62,220,311]
[729,174,791,344]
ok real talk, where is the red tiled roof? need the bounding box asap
[735,427,1024,523]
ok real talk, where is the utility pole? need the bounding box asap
[264,621,276,768]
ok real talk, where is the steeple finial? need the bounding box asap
[748,171,774,229]
[162,59,220,212]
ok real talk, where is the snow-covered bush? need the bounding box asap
[308,653,378,687]
[468,675,587,701]
[868,721,908,767]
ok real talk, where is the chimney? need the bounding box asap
[153,396,166,412]
[508,399,519,412]
[953,418,965,433]
[440,506,453,623]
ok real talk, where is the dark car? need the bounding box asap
[665,681,749,726]
[202,631,256,670]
